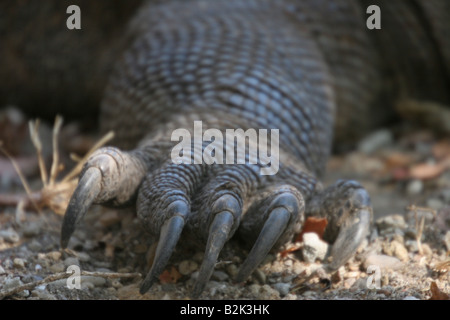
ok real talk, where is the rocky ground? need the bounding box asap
[0,107,449,301]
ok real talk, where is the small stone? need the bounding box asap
[28,239,43,252]
[358,129,393,154]
[192,252,204,263]
[350,278,368,291]
[112,279,123,289]
[376,215,406,235]
[272,283,291,296]
[344,271,360,279]
[247,284,280,299]
[403,296,420,300]
[46,251,62,261]
[178,260,198,276]
[0,228,20,243]
[205,280,227,296]
[283,293,298,300]
[226,264,239,278]
[301,290,317,299]
[406,180,423,196]
[391,240,409,262]
[13,258,26,269]
[31,290,57,300]
[49,262,65,273]
[363,254,403,271]
[76,252,91,262]
[23,222,42,237]
[64,257,80,268]
[0,265,6,274]
[302,232,329,263]
[444,231,450,252]
[253,268,266,284]
[81,281,95,290]
[81,276,106,287]
[211,270,229,282]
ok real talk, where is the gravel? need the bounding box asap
[0,125,449,301]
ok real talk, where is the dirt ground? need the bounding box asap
[0,107,449,301]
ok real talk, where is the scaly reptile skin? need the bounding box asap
[4,0,450,298]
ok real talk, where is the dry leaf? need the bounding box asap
[295,217,328,242]
[409,157,450,180]
[383,152,415,170]
[429,281,449,300]
[159,267,182,284]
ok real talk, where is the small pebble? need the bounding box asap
[81,276,106,287]
[226,264,239,278]
[64,257,80,268]
[272,283,291,296]
[0,265,6,274]
[49,262,66,273]
[23,222,42,237]
[31,290,57,300]
[302,232,329,263]
[0,228,20,243]
[76,252,91,262]
[385,240,409,262]
[178,260,198,276]
[253,268,266,284]
[376,215,406,236]
[406,179,423,196]
[403,296,420,300]
[301,290,317,299]
[350,278,368,291]
[248,284,280,299]
[344,271,360,279]
[283,293,297,300]
[46,251,62,261]
[81,281,95,290]
[13,258,26,269]
[363,254,403,271]
[28,239,43,252]
[358,129,393,154]
[211,270,229,282]
[112,279,123,289]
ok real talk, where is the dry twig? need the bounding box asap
[407,205,436,256]
[0,116,114,215]
[0,270,141,299]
